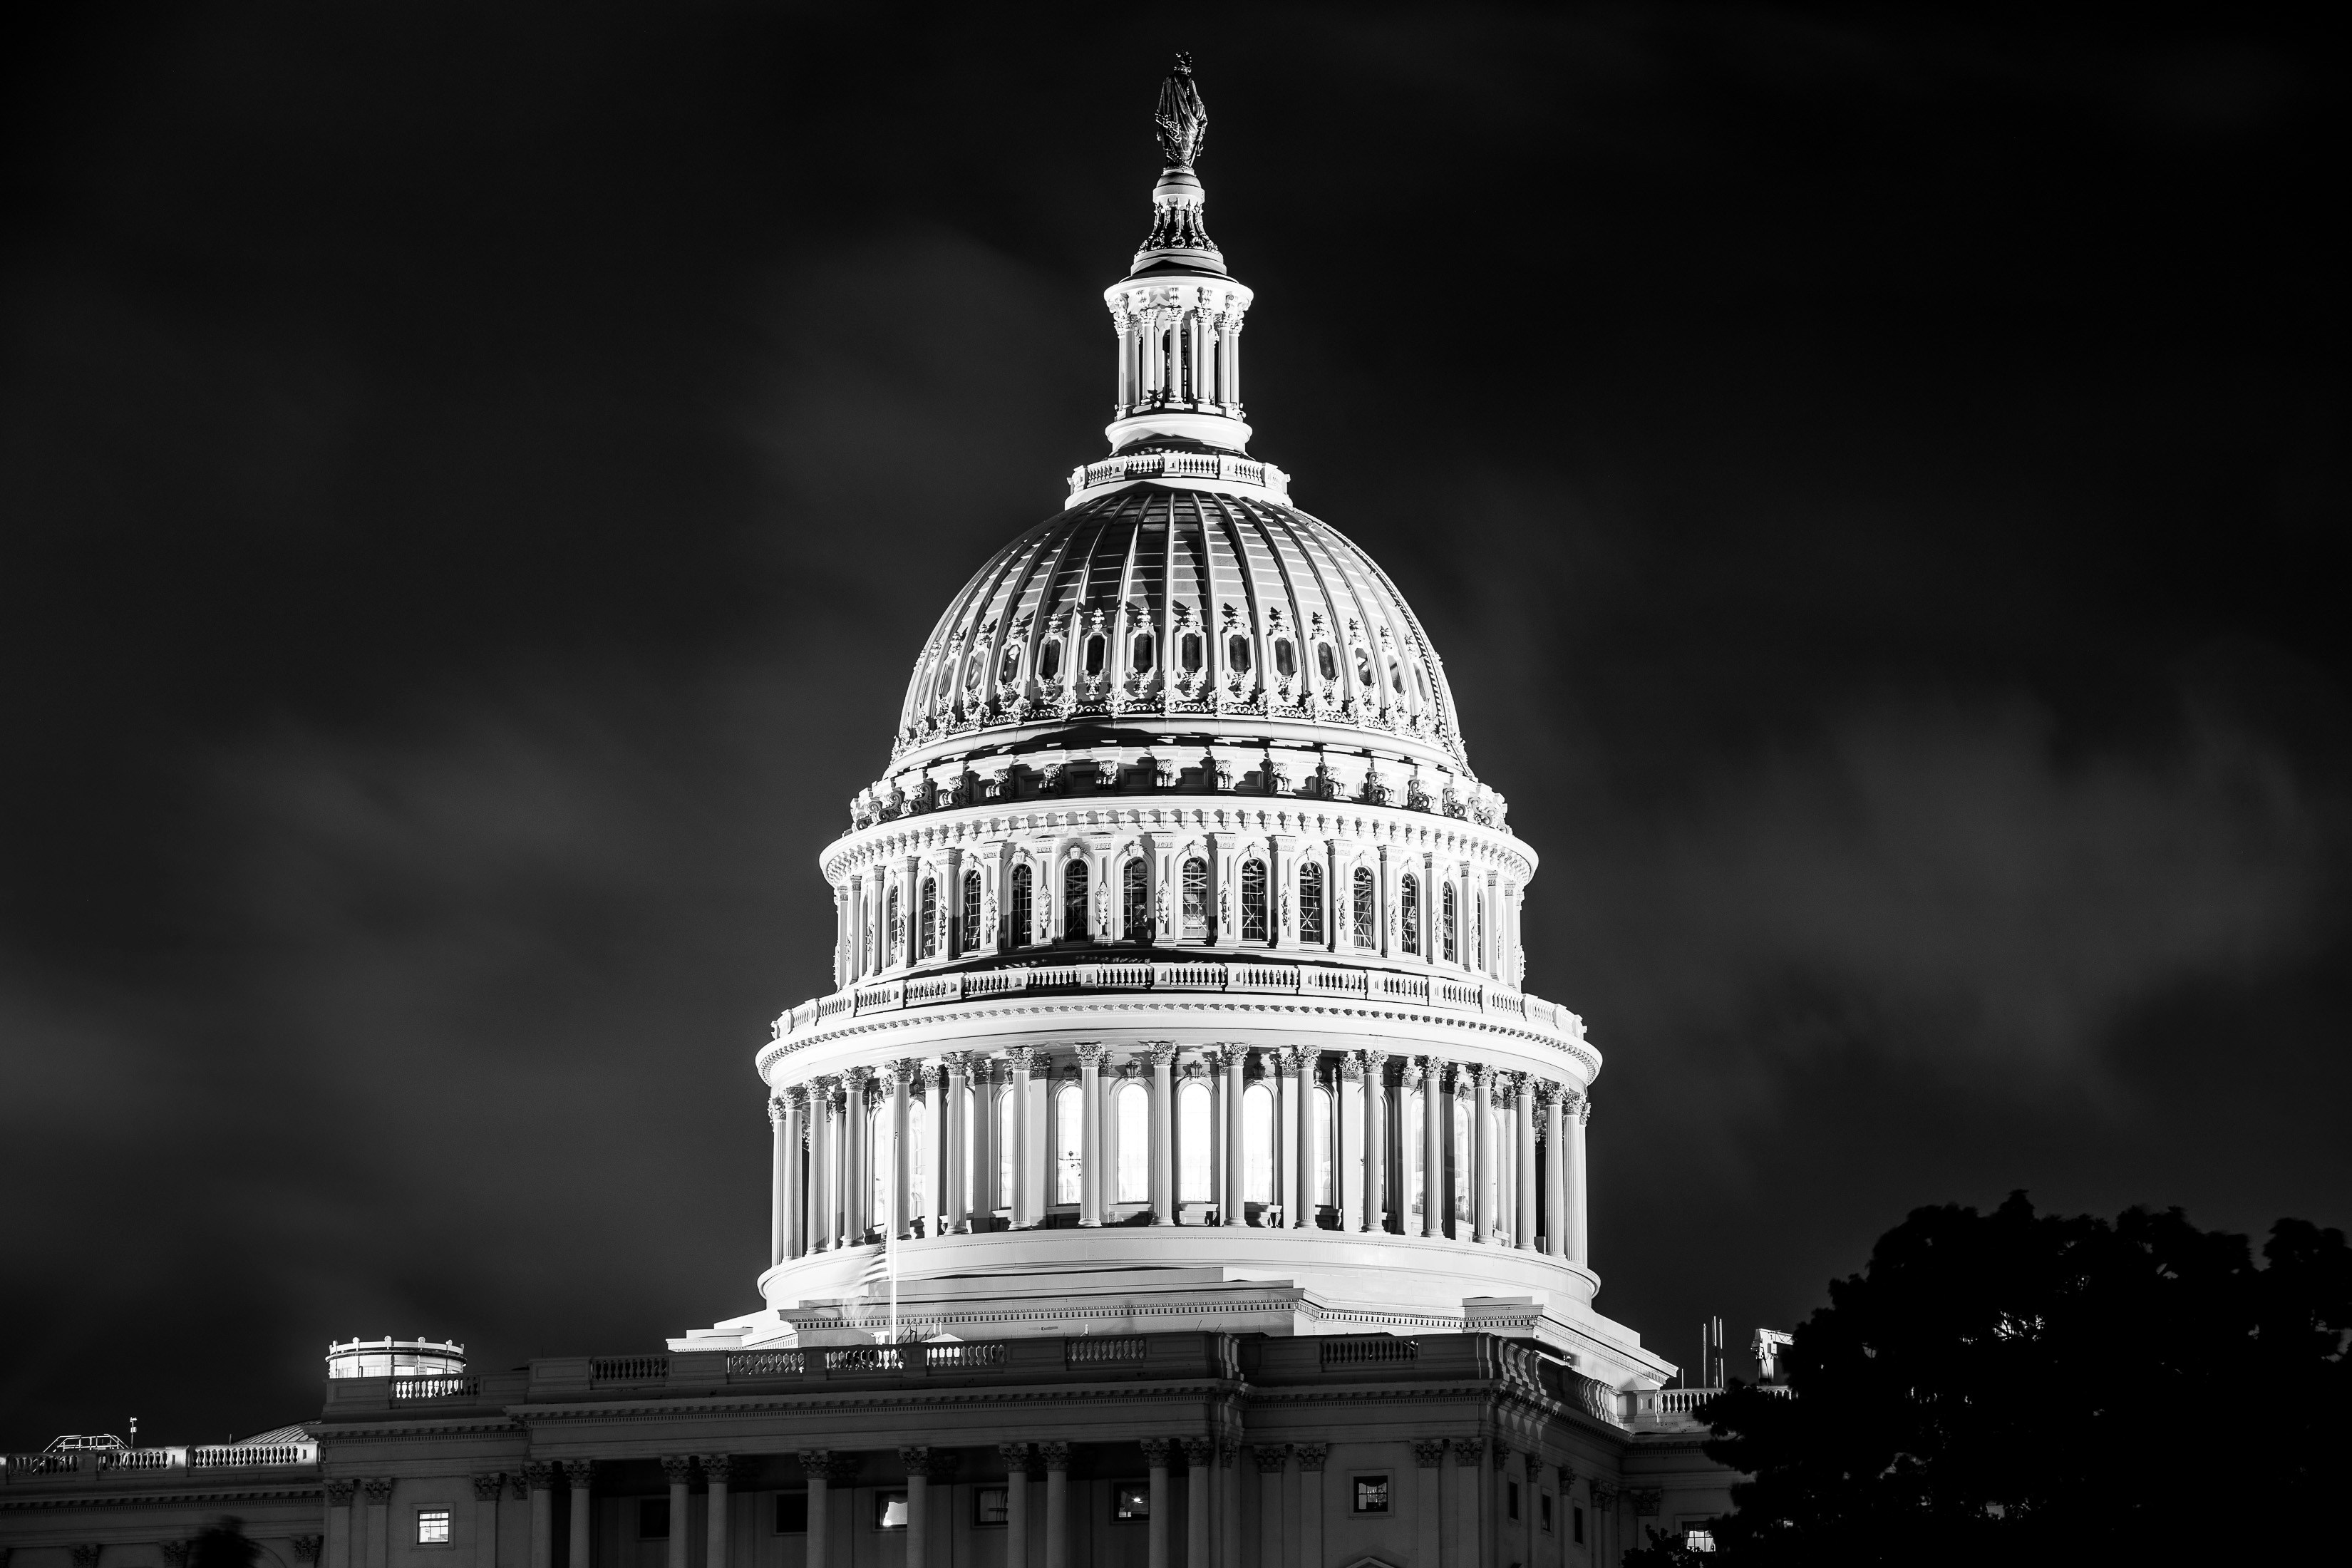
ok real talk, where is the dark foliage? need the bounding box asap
[190,1520,258,1568]
[1628,1194,2352,1567]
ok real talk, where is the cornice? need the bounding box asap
[1,1484,321,1514]
[508,1381,1242,1423]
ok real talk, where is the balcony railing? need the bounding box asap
[1067,451,1291,503]
[772,961,1583,1050]
[4,1442,319,1485]
[391,1375,480,1401]
[1626,1383,1793,1430]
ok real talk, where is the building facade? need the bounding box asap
[1,58,1745,1568]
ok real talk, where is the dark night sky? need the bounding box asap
[3,2,2345,1447]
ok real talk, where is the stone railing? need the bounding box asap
[4,1443,318,1485]
[391,1375,480,1401]
[1625,1383,1793,1430]
[590,1356,670,1385]
[1068,450,1291,504]
[773,961,1582,1048]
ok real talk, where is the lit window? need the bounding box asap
[1352,1476,1390,1515]
[1179,1079,1212,1200]
[1010,864,1033,949]
[417,1511,451,1546]
[1056,1083,1083,1205]
[1351,867,1376,949]
[773,1495,807,1535]
[888,887,904,964]
[1116,1081,1150,1202]
[1684,1527,1717,1553]
[1244,1081,1273,1204]
[1399,874,1420,955]
[973,1487,1009,1526]
[1440,883,1457,962]
[1181,858,1207,940]
[1122,858,1149,941]
[1314,1084,1333,1205]
[640,1500,669,1540]
[1241,860,1268,942]
[920,877,939,958]
[962,870,981,954]
[1112,1482,1150,1521]
[874,1492,908,1530]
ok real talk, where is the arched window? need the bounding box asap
[1063,859,1089,942]
[1353,645,1376,687]
[999,644,1022,685]
[961,870,981,954]
[1244,1081,1273,1206]
[1179,1078,1212,1202]
[1054,1082,1083,1205]
[919,877,939,959]
[1122,857,1149,942]
[1453,1095,1472,1224]
[1181,857,1207,941]
[887,887,904,965]
[1083,634,1106,679]
[1273,638,1296,679]
[1227,634,1252,673]
[1009,864,1032,951]
[1038,639,1063,682]
[908,1098,929,1229]
[1441,883,1458,964]
[1241,858,1269,943]
[1130,632,1155,674]
[1316,643,1339,684]
[1351,867,1376,950]
[1470,895,1485,971]
[934,659,954,701]
[1116,1081,1150,1203]
[1299,862,1325,946]
[1180,632,1203,673]
[1313,1083,1333,1207]
[1400,874,1420,956]
[965,654,984,692]
[1387,654,1404,696]
[1413,664,1429,703]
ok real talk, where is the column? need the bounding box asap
[1181,1440,1212,1568]
[889,1060,916,1239]
[1566,1092,1590,1268]
[1423,1060,1445,1239]
[971,1059,997,1226]
[1009,1047,1037,1229]
[1222,1047,1246,1226]
[900,1449,929,1568]
[798,1453,833,1568]
[996,1445,1031,1568]
[1149,1043,1177,1222]
[1325,840,1343,952]
[1589,1485,1617,1568]
[1041,1444,1070,1568]
[1296,1445,1326,1568]
[470,1475,500,1568]
[1540,1084,1567,1259]
[1290,1048,1316,1227]
[1219,1446,1240,1568]
[659,1458,690,1568]
[944,1053,971,1234]
[1278,1050,1302,1227]
[1472,1066,1495,1244]
[1378,842,1395,957]
[844,1067,874,1242]
[1269,832,1297,949]
[552,1465,587,1568]
[865,862,885,974]
[832,882,849,987]
[807,1080,832,1251]
[1338,1055,1363,1232]
[1483,871,1501,979]
[896,855,920,967]
[1141,1440,1172,1568]
[364,1477,392,1568]
[1254,1448,1286,1568]
[1448,1441,1480,1568]
[768,1097,791,1267]
[326,1480,356,1568]
[524,1467,552,1568]
[923,1061,946,1235]
[701,1458,731,1568]
[1515,1078,1537,1252]
[1078,1044,1105,1226]
[788,1087,810,1261]
[1413,1443,1443,1568]
[944,846,966,956]
[1225,316,1242,408]
[1363,1050,1388,1233]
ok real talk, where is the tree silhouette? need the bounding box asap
[190,1520,259,1568]
[1629,1194,2351,1567]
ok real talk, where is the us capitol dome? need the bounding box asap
[679,58,1673,1397]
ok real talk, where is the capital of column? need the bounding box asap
[767,1096,786,1128]
[1590,1483,1619,1510]
[784,1083,809,1112]
[1533,1078,1561,1108]
[1076,1041,1108,1067]
[363,1477,395,1505]
[996,1442,1032,1474]
[1139,1438,1175,1468]
[1339,1055,1363,1083]
[797,1451,855,1485]
[1411,1440,1446,1470]
[1629,1488,1663,1517]
[472,1474,503,1502]
[326,1479,359,1507]
[698,1455,739,1485]
[942,1050,971,1078]
[657,1455,693,1485]
[290,1539,322,1565]
[1147,1041,1178,1068]
[1252,1445,1289,1474]
[1038,1442,1071,1472]
[1294,1443,1329,1472]
[1402,1058,1425,1088]
[1179,1438,1214,1468]
[1006,1046,1038,1073]
[844,1065,874,1089]
[887,1057,919,1088]
[898,1446,934,1477]
[919,1061,944,1091]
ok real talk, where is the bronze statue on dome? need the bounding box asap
[1155,53,1207,169]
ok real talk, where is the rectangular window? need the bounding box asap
[1574,1506,1585,1544]
[1112,1482,1150,1521]
[1684,1527,1717,1553]
[1351,1475,1390,1515]
[1541,1492,1554,1532]
[974,1486,1009,1526]
[416,1512,451,1546]
[873,1491,909,1531]
[1509,1481,1521,1521]
[639,1501,669,1541]
[773,1495,807,1535]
